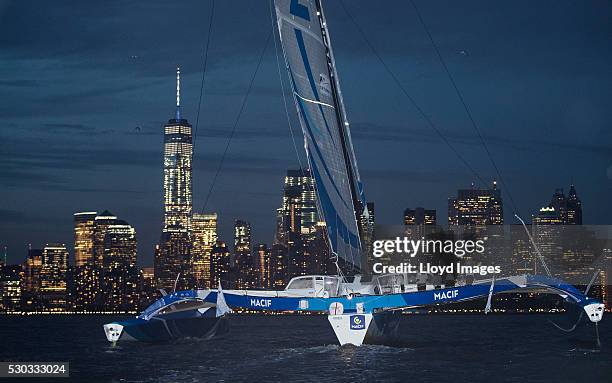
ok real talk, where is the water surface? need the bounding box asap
[1,314,610,382]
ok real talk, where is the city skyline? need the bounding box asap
[1,0,611,265]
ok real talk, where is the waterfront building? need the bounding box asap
[533,206,563,226]
[74,211,100,311]
[24,248,43,294]
[532,206,567,275]
[404,207,436,225]
[233,220,256,289]
[602,249,611,310]
[304,222,332,275]
[275,169,330,278]
[138,267,157,310]
[255,243,271,288]
[156,67,194,291]
[93,210,118,265]
[156,229,191,291]
[0,265,22,313]
[544,185,583,225]
[73,211,138,311]
[566,185,582,225]
[192,213,218,288]
[269,243,288,289]
[282,169,318,235]
[163,66,193,231]
[40,243,69,311]
[359,202,375,261]
[210,240,231,288]
[549,188,568,224]
[101,221,138,312]
[74,212,97,267]
[448,181,503,226]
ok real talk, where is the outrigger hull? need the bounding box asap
[104,287,232,344]
[104,308,228,343]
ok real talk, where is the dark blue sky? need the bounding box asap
[1,0,611,266]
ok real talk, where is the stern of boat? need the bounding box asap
[583,302,605,323]
[103,323,124,343]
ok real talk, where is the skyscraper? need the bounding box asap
[74,211,99,311]
[532,206,564,272]
[566,185,582,225]
[163,66,193,230]
[73,211,138,312]
[24,248,43,294]
[40,243,69,312]
[275,169,330,277]
[23,248,43,310]
[255,243,270,288]
[138,267,157,309]
[157,67,194,291]
[545,185,583,225]
[234,220,252,254]
[269,243,288,289]
[101,220,138,312]
[192,213,218,288]
[210,240,230,289]
[277,169,318,242]
[0,265,22,313]
[90,210,118,309]
[532,206,564,226]
[448,181,504,226]
[403,207,437,252]
[359,202,375,260]
[93,210,118,265]
[532,186,585,278]
[303,222,332,276]
[233,220,256,289]
[74,212,97,267]
[156,229,191,291]
[404,207,437,225]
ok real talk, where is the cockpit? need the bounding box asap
[284,275,342,298]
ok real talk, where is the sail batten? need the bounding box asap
[275,0,365,270]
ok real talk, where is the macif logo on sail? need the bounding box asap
[350,315,366,330]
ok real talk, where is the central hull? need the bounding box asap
[328,311,403,346]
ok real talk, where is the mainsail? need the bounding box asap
[274,0,366,270]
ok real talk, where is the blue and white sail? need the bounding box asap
[275,0,365,270]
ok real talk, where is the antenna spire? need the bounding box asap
[175,66,181,119]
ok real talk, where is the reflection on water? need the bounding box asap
[0,314,610,382]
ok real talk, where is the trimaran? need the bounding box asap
[104,0,605,346]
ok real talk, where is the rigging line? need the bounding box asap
[338,0,486,187]
[408,0,520,215]
[193,0,216,152]
[200,29,273,213]
[268,0,305,171]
